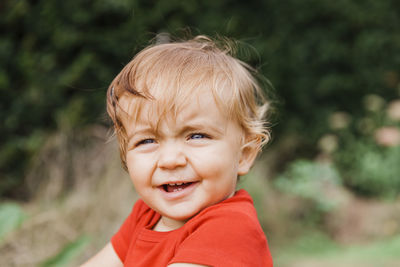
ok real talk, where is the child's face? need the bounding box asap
[123,89,256,230]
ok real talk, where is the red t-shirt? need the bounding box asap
[111,189,273,267]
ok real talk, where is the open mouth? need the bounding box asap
[162,182,194,193]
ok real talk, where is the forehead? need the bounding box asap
[119,87,230,128]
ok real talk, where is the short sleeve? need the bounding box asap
[111,199,147,262]
[169,210,273,267]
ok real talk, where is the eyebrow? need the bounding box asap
[180,122,225,136]
[127,127,155,146]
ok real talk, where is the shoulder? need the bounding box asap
[186,190,267,248]
[171,190,272,266]
[110,198,158,262]
[194,189,260,226]
[114,198,155,238]
[132,198,152,218]
[126,198,159,228]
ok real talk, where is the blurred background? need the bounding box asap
[1,0,400,266]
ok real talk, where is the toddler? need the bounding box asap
[82,35,273,267]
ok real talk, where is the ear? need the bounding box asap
[238,139,260,176]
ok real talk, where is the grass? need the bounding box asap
[273,231,400,267]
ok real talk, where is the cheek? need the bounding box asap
[126,153,153,185]
[190,146,240,179]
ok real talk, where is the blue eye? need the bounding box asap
[137,138,155,146]
[190,133,207,139]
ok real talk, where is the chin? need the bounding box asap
[166,212,195,222]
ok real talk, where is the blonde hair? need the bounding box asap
[107,35,270,170]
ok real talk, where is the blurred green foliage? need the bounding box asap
[0,202,26,243]
[275,160,341,213]
[332,96,400,198]
[275,232,400,266]
[335,140,400,198]
[40,235,90,267]
[1,0,400,198]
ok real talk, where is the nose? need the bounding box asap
[157,141,187,169]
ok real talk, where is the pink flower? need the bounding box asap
[374,126,400,147]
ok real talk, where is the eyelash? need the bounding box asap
[134,132,210,147]
[135,138,156,146]
[188,132,210,140]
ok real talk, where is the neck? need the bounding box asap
[153,216,186,232]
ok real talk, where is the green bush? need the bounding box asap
[324,95,400,198]
[337,143,400,198]
[334,137,400,198]
[274,160,342,213]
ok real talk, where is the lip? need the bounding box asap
[158,181,199,200]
